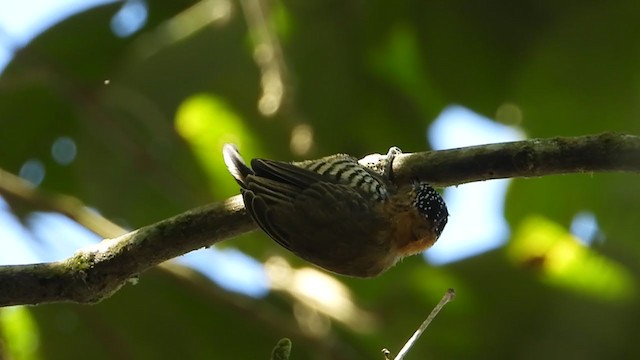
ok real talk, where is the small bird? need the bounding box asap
[223,144,448,278]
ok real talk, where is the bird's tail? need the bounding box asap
[222,144,253,184]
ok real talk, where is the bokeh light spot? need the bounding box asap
[110,0,148,38]
[51,136,77,165]
[290,123,314,156]
[19,159,45,186]
[570,211,601,246]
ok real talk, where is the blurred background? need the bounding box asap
[1,0,639,359]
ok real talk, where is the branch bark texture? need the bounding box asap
[0,196,251,306]
[392,132,640,186]
[1,132,638,306]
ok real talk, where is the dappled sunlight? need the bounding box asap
[0,306,41,359]
[289,123,314,156]
[292,301,331,337]
[257,65,283,116]
[508,216,634,301]
[175,94,259,195]
[265,256,377,334]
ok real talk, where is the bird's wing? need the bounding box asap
[243,179,377,256]
[250,158,328,189]
[241,158,344,245]
[242,176,371,251]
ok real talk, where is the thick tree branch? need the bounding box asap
[0,196,252,306]
[0,132,638,306]
[392,132,640,186]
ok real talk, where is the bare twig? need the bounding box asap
[0,133,638,306]
[392,288,456,360]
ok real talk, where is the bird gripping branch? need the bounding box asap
[223,145,448,277]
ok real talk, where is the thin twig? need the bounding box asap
[393,288,456,360]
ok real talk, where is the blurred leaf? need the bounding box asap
[508,215,635,300]
[175,93,262,197]
[0,306,41,360]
